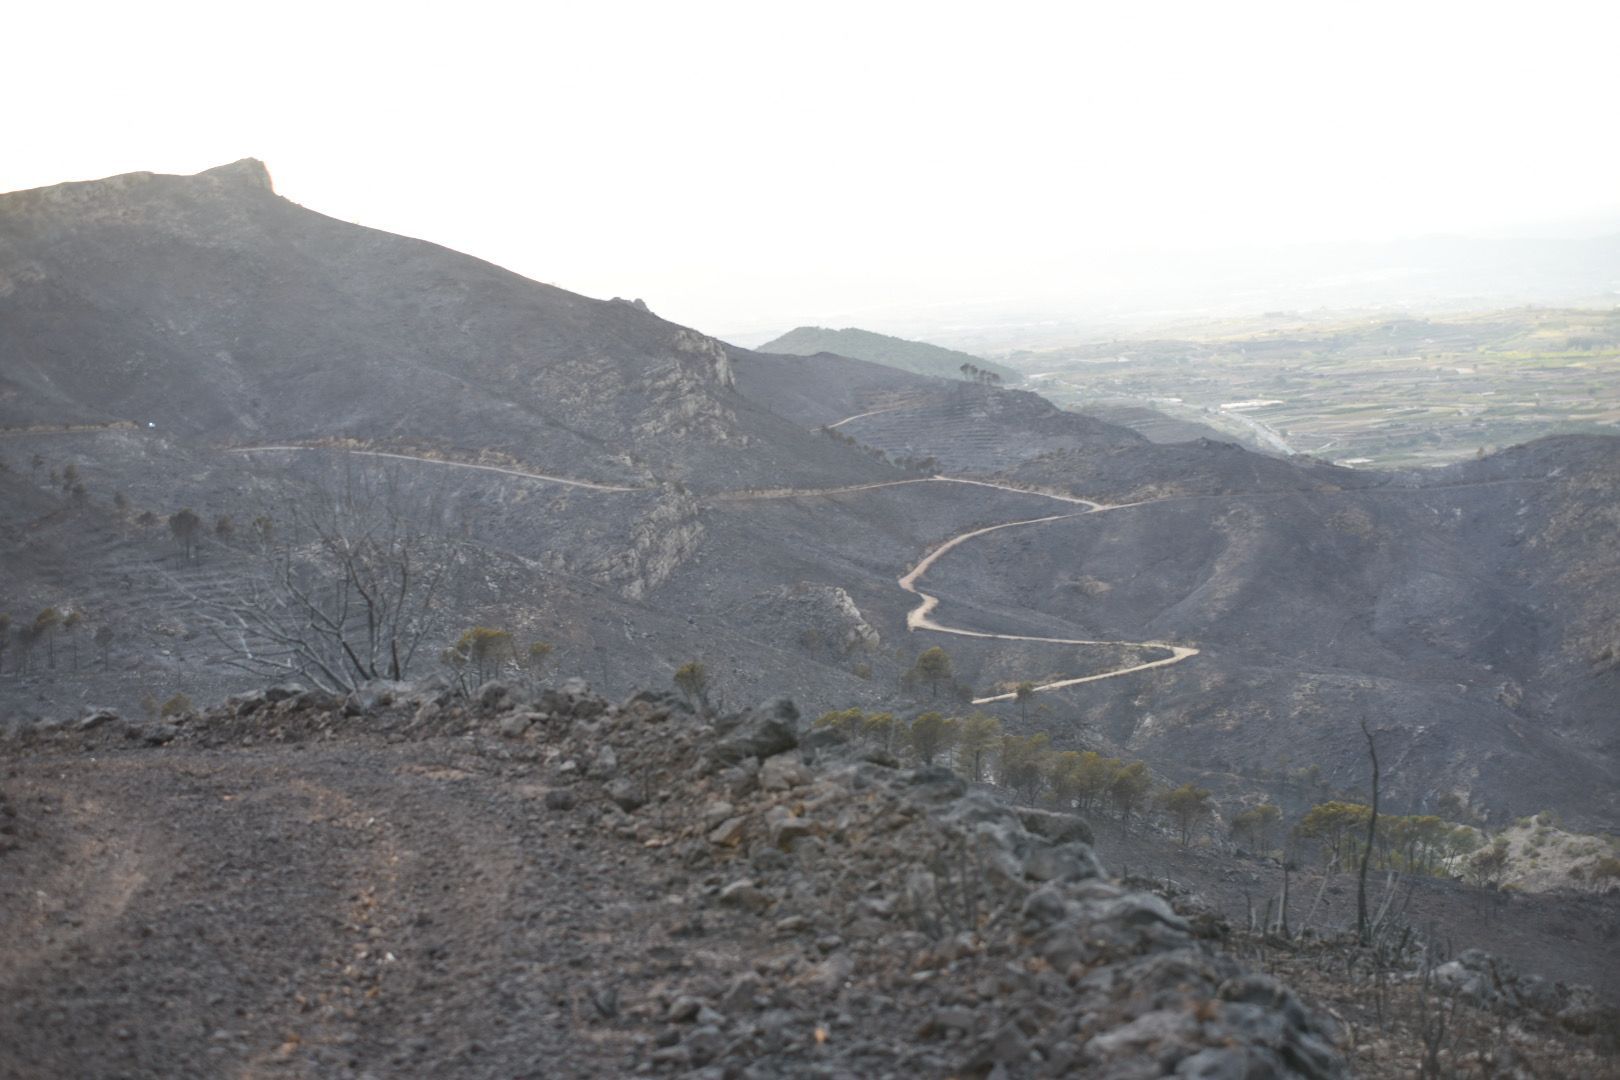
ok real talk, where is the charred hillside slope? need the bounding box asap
[0,160,895,492]
[3,160,1616,833]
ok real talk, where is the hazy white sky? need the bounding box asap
[9,0,1619,336]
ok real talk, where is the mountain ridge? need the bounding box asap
[758,324,1021,383]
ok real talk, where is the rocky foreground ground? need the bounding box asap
[0,681,1613,1078]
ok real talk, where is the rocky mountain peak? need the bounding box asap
[196,157,274,193]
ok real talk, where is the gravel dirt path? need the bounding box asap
[0,740,715,1079]
[0,686,1359,1079]
[227,446,647,492]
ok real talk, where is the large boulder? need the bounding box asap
[710,698,800,766]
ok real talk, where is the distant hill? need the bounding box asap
[757,326,1020,383]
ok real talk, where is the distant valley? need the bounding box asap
[997,308,1620,469]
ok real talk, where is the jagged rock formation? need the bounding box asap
[591,487,707,599]
[746,582,882,659]
[0,680,1347,1077]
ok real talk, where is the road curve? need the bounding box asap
[226,446,648,492]
[708,474,1108,506]
[892,498,1199,704]
[724,476,1201,701]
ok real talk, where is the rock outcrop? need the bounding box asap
[749,582,882,658]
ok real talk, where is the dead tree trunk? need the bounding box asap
[1358,717,1380,945]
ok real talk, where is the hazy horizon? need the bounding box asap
[10,1,1619,341]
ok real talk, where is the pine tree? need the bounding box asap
[911,646,953,700]
[957,713,1001,782]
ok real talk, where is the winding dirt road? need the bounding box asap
[227,444,1536,704]
[826,403,912,428]
[223,442,1202,700]
[732,476,1201,703]
[894,505,1199,704]
[227,446,647,492]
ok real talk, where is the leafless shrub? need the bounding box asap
[204,459,463,692]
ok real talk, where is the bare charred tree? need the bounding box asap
[1358,716,1380,945]
[169,508,203,561]
[93,624,115,671]
[33,607,60,669]
[1014,681,1035,722]
[62,610,83,671]
[204,462,461,693]
[13,622,39,675]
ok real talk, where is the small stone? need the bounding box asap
[920,1006,976,1037]
[1022,842,1103,883]
[498,714,532,739]
[590,986,620,1019]
[707,816,747,846]
[648,1045,689,1066]
[77,707,120,731]
[1020,883,1071,931]
[718,973,761,1014]
[718,879,770,913]
[1016,807,1095,846]
[700,800,736,826]
[544,789,576,811]
[477,681,514,710]
[971,1021,1030,1069]
[809,950,854,990]
[759,752,809,791]
[667,996,703,1023]
[765,805,814,848]
[263,683,308,703]
[231,689,269,715]
[607,778,644,812]
[684,1023,725,1065]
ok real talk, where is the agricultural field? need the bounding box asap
[1008,307,1620,468]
